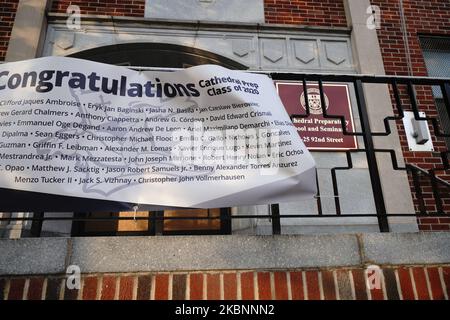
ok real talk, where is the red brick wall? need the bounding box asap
[51,0,145,17]
[264,0,347,27]
[1,266,449,300]
[371,0,450,230]
[373,0,449,77]
[52,0,348,26]
[0,0,19,61]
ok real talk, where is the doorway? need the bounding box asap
[68,42,247,236]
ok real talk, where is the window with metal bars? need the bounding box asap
[420,36,450,147]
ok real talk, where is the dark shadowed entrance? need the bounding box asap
[68,43,248,236]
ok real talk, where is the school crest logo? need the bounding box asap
[300,88,329,115]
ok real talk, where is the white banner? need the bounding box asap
[0,57,316,209]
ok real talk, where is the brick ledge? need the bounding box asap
[0,232,449,276]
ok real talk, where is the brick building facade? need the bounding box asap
[370,0,450,230]
[0,0,19,61]
[1,0,443,229]
[0,0,449,301]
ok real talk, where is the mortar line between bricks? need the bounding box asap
[41,278,48,300]
[147,275,153,300]
[132,276,138,300]
[409,268,419,300]
[394,269,403,300]
[168,273,173,300]
[365,270,371,300]
[99,275,106,300]
[381,270,387,300]
[302,271,308,300]
[150,274,156,300]
[219,273,224,300]
[348,270,356,300]
[318,271,324,300]
[437,267,448,300]
[22,278,29,300]
[79,277,84,300]
[202,273,206,300]
[286,271,292,300]
[96,276,103,300]
[64,238,73,272]
[270,272,275,300]
[253,272,259,300]
[355,234,366,267]
[333,270,339,300]
[237,272,241,300]
[186,273,190,300]
[76,280,82,300]
[4,279,10,300]
[58,278,65,300]
[114,277,119,300]
[424,267,433,300]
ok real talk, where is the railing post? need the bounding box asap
[441,82,450,117]
[152,211,164,235]
[220,208,232,234]
[271,204,281,235]
[30,212,44,237]
[354,80,390,232]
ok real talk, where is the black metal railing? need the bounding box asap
[0,72,449,237]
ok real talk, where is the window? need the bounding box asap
[420,36,450,147]
[72,209,231,236]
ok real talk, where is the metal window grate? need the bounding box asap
[420,37,450,52]
[420,36,450,146]
[420,37,450,98]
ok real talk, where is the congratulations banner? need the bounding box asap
[0,57,316,210]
